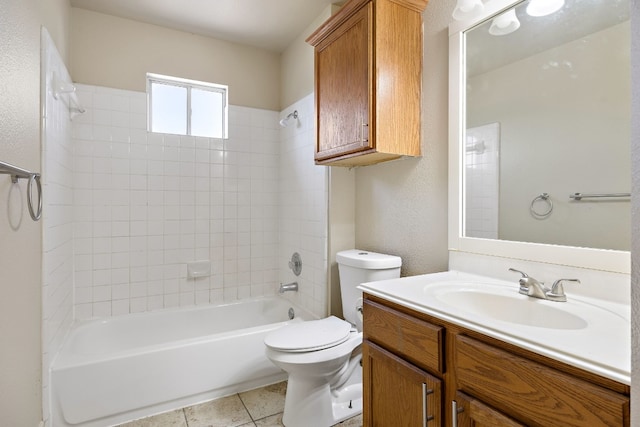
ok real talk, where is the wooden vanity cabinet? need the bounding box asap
[363,341,442,426]
[306,0,427,167]
[362,294,631,427]
[454,392,525,427]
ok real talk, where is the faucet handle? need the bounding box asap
[546,279,581,302]
[508,268,531,294]
[508,268,528,278]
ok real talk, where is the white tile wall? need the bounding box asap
[72,84,286,318]
[278,94,328,318]
[465,123,499,239]
[41,28,75,426]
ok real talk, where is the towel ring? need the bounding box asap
[530,193,553,218]
[27,174,42,221]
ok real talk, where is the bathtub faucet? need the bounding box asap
[279,282,299,293]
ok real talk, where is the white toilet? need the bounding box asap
[264,249,401,427]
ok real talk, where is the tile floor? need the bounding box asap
[118,381,363,427]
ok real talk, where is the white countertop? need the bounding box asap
[358,270,631,385]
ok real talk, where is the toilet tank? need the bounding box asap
[336,249,402,326]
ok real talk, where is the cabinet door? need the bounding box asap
[455,335,630,426]
[363,341,441,427]
[314,2,373,161]
[454,392,525,427]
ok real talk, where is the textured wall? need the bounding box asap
[354,0,453,276]
[0,1,43,425]
[630,0,639,422]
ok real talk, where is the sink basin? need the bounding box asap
[427,284,588,330]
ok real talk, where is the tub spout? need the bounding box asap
[279,282,298,293]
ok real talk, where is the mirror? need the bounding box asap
[449,0,631,273]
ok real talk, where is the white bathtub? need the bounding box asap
[51,297,309,427]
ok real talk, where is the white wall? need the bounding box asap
[630,0,639,422]
[0,2,43,425]
[468,22,631,251]
[70,8,281,111]
[353,1,451,276]
[0,0,72,424]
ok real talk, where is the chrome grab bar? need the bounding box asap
[570,192,630,201]
[0,160,42,221]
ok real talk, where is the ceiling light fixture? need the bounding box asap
[452,0,484,21]
[526,0,565,17]
[489,9,520,36]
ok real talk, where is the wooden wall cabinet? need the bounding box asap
[306,0,427,166]
[362,295,630,426]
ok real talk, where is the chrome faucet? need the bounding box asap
[508,268,548,298]
[279,282,299,293]
[508,269,580,302]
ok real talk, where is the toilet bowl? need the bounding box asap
[264,250,401,427]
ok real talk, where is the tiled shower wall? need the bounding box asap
[278,94,328,317]
[41,28,74,424]
[71,85,284,318]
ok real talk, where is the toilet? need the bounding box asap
[264,249,401,427]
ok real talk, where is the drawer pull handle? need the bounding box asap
[452,400,464,427]
[422,383,434,426]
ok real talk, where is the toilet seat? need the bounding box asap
[264,316,353,352]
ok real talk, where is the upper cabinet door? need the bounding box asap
[307,0,427,167]
[314,3,373,162]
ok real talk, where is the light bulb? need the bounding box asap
[452,0,484,21]
[526,0,564,17]
[489,9,520,36]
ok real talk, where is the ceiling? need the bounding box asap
[69,0,339,53]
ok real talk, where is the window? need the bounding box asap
[146,73,228,139]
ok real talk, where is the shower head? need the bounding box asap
[279,110,298,128]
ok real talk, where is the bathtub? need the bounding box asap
[51,297,309,427]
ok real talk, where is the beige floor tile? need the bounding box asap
[254,412,284,427]
[333,413,363,426]
[185,394,253,427]
[239,381,287,420]
[117,409,187,427]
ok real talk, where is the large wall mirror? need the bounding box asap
[448,0,631,273]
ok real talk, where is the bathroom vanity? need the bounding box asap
[360,272,631,427]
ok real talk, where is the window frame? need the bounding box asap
[146,72,229,139]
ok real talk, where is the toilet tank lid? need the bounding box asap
[336,249,402,269]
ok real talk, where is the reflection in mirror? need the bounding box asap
[463,0,630,251]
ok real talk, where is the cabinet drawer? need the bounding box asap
[363,299,443,374]
[455,335,630,426]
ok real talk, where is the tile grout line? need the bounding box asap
[182,408,190,426]
[236,392,258,426]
